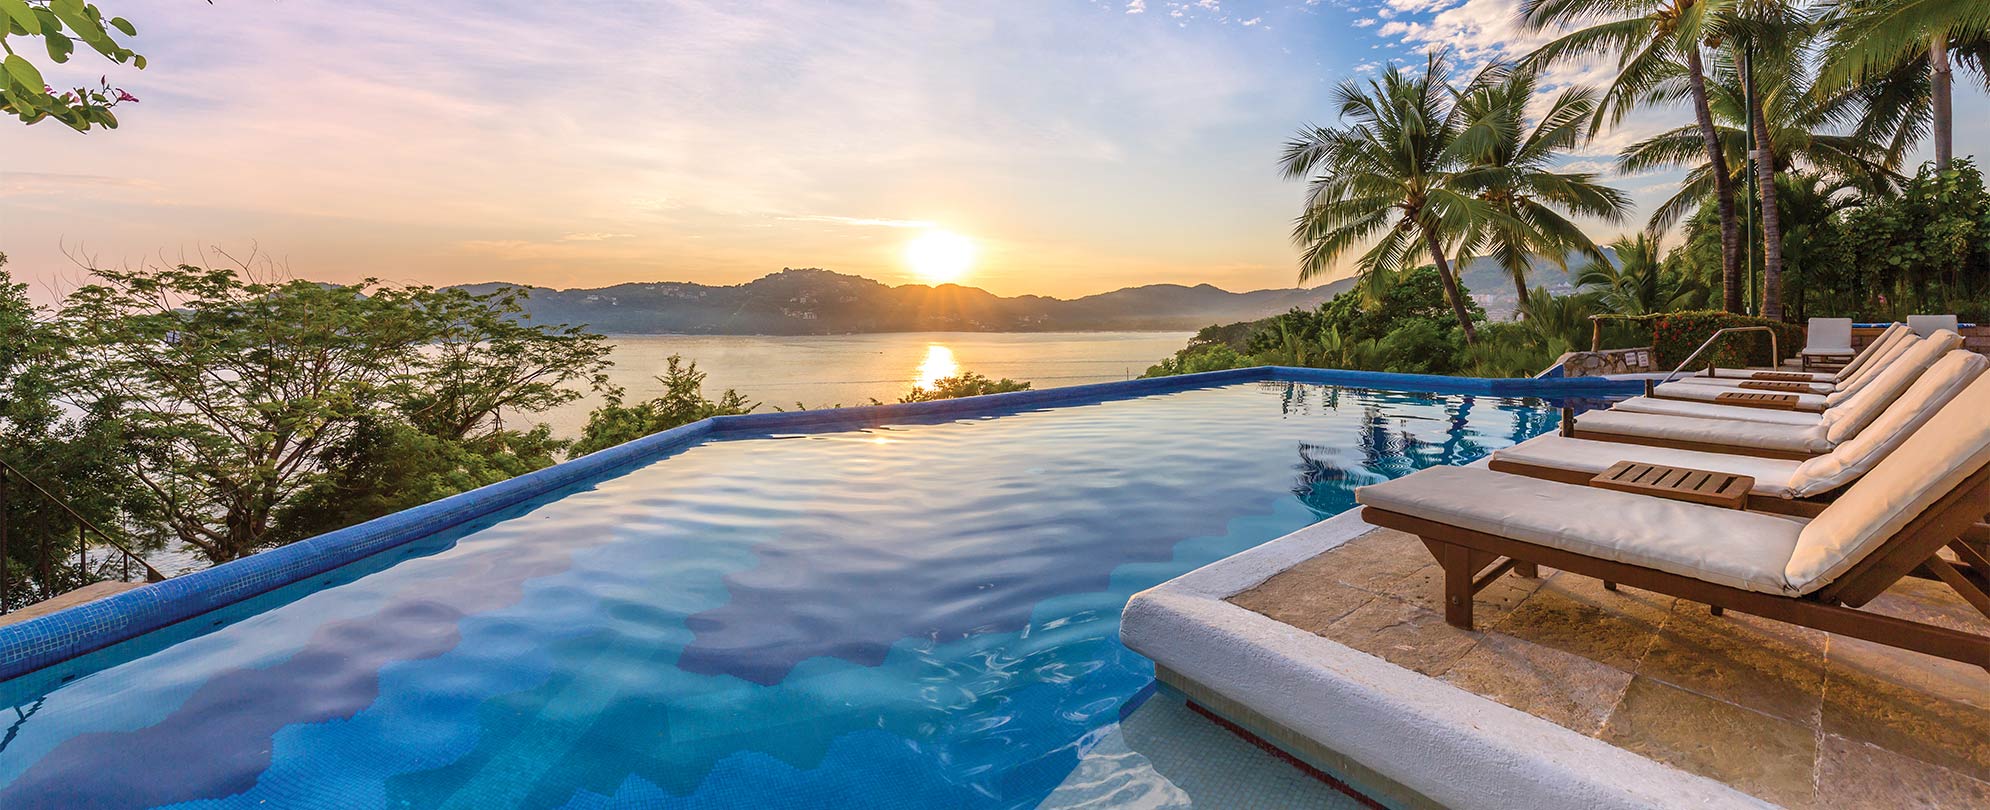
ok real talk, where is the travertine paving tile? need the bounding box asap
[1599,677,1819,810]
[1822,644,1990,782]
[1313,530,1432,591]
[1638,600,1826,725]
[1817,733,1990,809]
[1379,562,1542,628]
[1439,632,1631,736]
[1228,575,1378,636]
[1322,595,1481,677]
[1492,572,1673,671]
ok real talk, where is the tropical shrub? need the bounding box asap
[900,372,1031,402]
[572,355,756,457]
[1646,311,1806,370]
[1838,160,1990,320]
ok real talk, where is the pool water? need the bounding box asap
[0,382,1563,809]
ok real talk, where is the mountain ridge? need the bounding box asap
[459,268,1356,335]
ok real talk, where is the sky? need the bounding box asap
[2,0,1986,302]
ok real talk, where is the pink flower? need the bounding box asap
[114,89,139,103]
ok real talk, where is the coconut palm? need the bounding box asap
[1574,232,1708,315]
[1715,0,1811,319]
[1617,51,1895,231]
[1449,64,1631,319]
[1817,0,1990,171]
[1520,0,1747,314]
[1279,53,1491,343]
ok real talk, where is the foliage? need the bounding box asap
[899,372,1031,403]
[1642,310,1807,370]
[0,253,161,602]
[1,0,144,131]
[55,261,607,564]
[1835,160,1990,319]
[1459,321,1571,378]
[571,355,756,457]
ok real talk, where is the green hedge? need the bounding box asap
[1647,311,1806,371]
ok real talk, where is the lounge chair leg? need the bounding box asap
[1439,542,1476,630]
[1709,605,1725,616]
[1514,561,1539,578]
[1603,581,1618,591]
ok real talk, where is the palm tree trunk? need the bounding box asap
[1747,86,1784,321]
[1423,229,1478,344]
[1684,47,1743,314]
[1932,35,1953,171]
[1511,264,1531,321]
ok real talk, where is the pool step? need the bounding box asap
[0,580,146,628]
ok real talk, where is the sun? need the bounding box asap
[904,229,976,284]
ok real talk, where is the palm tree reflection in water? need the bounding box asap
[1264,382,1565,519]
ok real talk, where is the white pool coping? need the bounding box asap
[1121,505,1777,810]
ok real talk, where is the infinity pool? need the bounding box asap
[0,382,1564,808]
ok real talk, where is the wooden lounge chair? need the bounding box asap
[1700,323,1910,383]
[1356,372,1990,671]
[1643,330,1956,413]
[1910,314,1960,337]
[1798,317,1856,371]
[1568,334,1962,457]
[1493,350,1989,516]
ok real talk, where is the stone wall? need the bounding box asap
[1556,347,1657,377]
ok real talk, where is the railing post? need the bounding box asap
[79,522,88,584]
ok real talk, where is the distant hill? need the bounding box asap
[1458,249,1616,320]
[459,268,1356,335]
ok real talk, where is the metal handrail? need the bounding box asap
[1655,326,1781,387]
[0,456,165,615]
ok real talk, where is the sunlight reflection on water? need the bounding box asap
[916,343,961,389]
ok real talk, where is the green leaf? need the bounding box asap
[0,0,37,34]
[2,54,44,90]
[45,30,73,63]
[108,15,133,36]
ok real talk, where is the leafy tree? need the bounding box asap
[1817,0,1990,171]
[1450,63,1629,316]
[1836,159,1990,318]
[571,355,755,457]
[1,0,144,131]
[899,372,1031,403]
[1522,0,1747,313]
[1279,52,1492,343]
[396,286,611,442]
[57,265,433,564]
[1,252,161,598]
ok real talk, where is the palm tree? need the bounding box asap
[1574,232,1708,315]
[1521,0,1747,314]
[1817,0,1990,171]
[1449,64,1631,319]
[1717,0,1810,320]
[1280,53,1490,343]
[1618,47,1894,317]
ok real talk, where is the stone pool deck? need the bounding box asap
[1122,508,1990,810]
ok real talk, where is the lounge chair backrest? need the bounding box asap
[1824,330,1962,411]
[1822,332,1934,409]
[1908,314,1959,337]
[1788,373,1990,593]
[1833,324,1908,382]
[1805,318,1854,351]
[1789,350,1990,497]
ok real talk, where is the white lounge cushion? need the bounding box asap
[1574,410,1831,454]
[1609,397,1826,426]
[1492,434,1804,496]
[1788,351,1990,498]
[1831,323,1912,382]
[1818,331,1960,439]
[1822,332,1949,407]
[1646,383,1829,410]
[1787,372,1990,593]
[1908,314,1959,337]
[1357,467,1807,595]
[1654,377,1835,394]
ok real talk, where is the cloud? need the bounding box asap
[1126,0,1146,13]
[560,232,637,241]
[1354,17,1377,27]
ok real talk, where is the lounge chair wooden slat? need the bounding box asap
[1714,391,1802,410]
[1817,465,1990,607]
[1924,558,1990,622]
[1588,461,1754,509]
